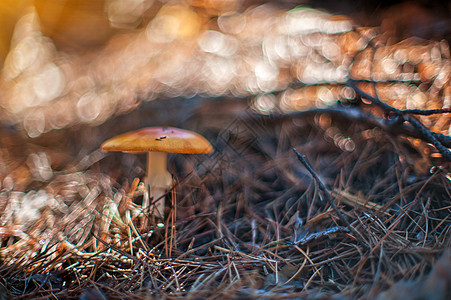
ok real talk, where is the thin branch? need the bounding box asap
[402,108,451,115]
[347,78,451,161]
[347,79,399,114]
[247,105,451,149]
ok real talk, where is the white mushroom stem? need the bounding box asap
[145,151,172,219]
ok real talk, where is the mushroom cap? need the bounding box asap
[101,127,213,154]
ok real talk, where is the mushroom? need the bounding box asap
[101,127,213,218]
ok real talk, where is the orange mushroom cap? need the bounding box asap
[101,127,213,154]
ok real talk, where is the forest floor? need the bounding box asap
[0,1,450,299]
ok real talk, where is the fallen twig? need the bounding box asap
[293,148,369,251]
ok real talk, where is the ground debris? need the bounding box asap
[0,108,449,299]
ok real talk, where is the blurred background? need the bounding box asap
[0,0,449,138]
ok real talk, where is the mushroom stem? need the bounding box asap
[149,187,167,219]
[145,151,172,219]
